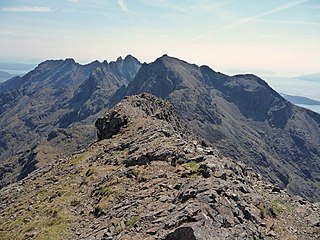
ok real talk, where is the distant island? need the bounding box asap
[0,70,16,83]
[0,62,37,82]
[281,93,320,106]
[296,73,320,82]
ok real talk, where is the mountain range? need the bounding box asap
[0,55,141,187]
[0,54,320,204]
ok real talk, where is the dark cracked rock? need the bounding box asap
[164,227,196,240]
[95,110,128,140]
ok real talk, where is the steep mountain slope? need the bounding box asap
[58,56,141,127]
[111,55,320,202]
[0,55,141,188]
[0,94,319,240]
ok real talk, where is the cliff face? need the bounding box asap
[112,55,320,202]
[1,94,319,240]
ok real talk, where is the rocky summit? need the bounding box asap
[1,94,319,240]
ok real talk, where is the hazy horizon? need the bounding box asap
[1,0,320,78]
[1,0,319,101]
[0,53,319,77]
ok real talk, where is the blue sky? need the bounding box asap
[0,0,319,77]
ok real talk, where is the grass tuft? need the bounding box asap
[126,216,139,227]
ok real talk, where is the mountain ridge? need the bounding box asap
[0,93,319,239]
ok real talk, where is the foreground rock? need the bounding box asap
[0,94,319,239]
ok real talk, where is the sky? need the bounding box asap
[0,0,320,79]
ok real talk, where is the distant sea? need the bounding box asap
[0,69,27,76]
[297,104,320,114]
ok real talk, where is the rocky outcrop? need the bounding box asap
[1,94,318,240]
[95,110,128,140]
[96,93,184,141]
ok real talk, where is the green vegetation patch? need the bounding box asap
[126,216,139,228]
[271,200,291,215]
[94,186,113,198]
[184,161,203,177]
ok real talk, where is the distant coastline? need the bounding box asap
[297,104,320,114]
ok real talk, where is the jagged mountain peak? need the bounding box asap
[124,54,138,61]
[109,55,141,66]
[85,59,101,66]
[64,57,76,63]
[56,57,142,128]
[116,56,123,62]
[154,54,195,67]
[123,54,141,67]
[110,55,203,101]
